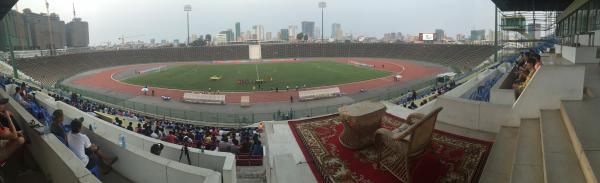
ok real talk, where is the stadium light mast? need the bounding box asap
[3,12,18,79]
[184,4,192,46]
[319,1,326,41]
[45,0,55,55]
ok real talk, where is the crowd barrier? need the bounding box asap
[35,92,236,183]
[0,88,102,183]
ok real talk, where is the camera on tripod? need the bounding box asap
[178,136,192,165]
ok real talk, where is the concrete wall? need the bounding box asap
[431,96,514,133]
[555,44,563,54]
[562,46,600,64]
[83,128,220,183]
[490,71,516,105]
[513,65,585,119]
[444,69,498,98]
[263,121,317,183]
[0,89,102,183]
[35,93,235,183]
[576,34,593,46]
[595,30,600,47]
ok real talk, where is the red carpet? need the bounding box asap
[289,114,493,183]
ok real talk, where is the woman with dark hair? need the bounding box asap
[126,122,134,131]
[50,109,67,145]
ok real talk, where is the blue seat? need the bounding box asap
[88,165,100,178]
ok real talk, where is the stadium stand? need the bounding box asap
[15,43,497,87]
[20,81,239,182]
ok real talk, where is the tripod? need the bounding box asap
[178,144,191,165]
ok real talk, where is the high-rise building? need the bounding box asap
[288,25,298,40]
[191,34,198,42]
[527,23,541,39]
[252,25,265,40]
[48,13,66,49]
[301,21,315,39]
[435,29,445,41]
[245,30,252,40]
[397,32,404,41]
[383,32,397,42]
[150,38,155,44]
[235,22,241,41]
[470,29,486,41]
[331,23,343,40]
[266,32,272,41]
[315,26,321,40]
[219,29,234,42]
[65,17,89,47]
[19,9,66,50]
[280,29,289,41]
[456,34,466,41]
[0,10,29,50]
[215,33,227,44]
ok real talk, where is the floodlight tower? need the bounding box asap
[45,0,55,55]
[319,1,326,41]
[184,4,192,46]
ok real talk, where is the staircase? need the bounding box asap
[480,106,596,182]
[236,166,266,183]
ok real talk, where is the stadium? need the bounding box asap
[0,0,599,183]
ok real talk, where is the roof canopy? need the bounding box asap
[492,0,573,11]
[0,0,18,20]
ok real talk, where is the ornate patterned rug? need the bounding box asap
[289,113,493,183]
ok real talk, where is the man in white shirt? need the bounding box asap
[68,118,118,173]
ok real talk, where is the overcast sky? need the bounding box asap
[15,0,496,45]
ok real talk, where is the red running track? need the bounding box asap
[69,58,445,103]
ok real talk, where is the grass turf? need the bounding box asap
[122,60,390,92]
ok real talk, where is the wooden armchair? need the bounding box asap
[374,107,443,183]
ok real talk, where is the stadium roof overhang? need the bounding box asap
[491,0,573,11]
[0,0,18,20]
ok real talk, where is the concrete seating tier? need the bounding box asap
[16,43,498,87]
[33,91,238,183]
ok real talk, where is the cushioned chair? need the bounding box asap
[374,107,443,183]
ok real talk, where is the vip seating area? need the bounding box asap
[14,43,498,87]
[260,37,600,182]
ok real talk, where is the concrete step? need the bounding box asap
[479,126,519,183]
[237,166,266,179]
[540,110,586,183]
[511,119,544,183]
[236,177,266,183]
[561,99,600,182]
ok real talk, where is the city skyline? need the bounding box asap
[15,0,496,46]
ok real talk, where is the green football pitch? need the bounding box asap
[122,61,390,92]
